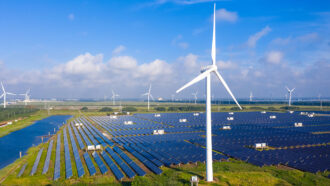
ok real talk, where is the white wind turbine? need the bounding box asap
[142,84,154,111]
[192,91,198,104]
[176,4,242,182]
[286,87,295,106]
[112,90,119,105]
[19,88,30,105]
[0,82,16,108]
[249,91,253,102]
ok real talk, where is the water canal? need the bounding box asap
[0,115,72,169]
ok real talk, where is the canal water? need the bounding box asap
[0,115,72,169]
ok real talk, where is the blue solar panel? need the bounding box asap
[92,152,108,174]
[123,145,162,175]
[63,128,73,179]
[105,147,136,178]
[42,140,53,174]
[54,133,61,180]
[68,124,85,177]
[83,152,96,176]
[100,151,124,180]
[17,163,27,177]
[30,147,44,176]
[113,146,146,176]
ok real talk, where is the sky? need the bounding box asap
[0,0,329,99]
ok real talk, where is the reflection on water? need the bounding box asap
[0,115,72,169]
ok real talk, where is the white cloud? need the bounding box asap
[215,9,238,23]
[179,53,198,73]
[266,51,283,64]
[217,60,238,70]
[247,26,271,48]
[54,53,104,75]
[68,13,75,21]
[112,45,126,55]
[109,56,137,70]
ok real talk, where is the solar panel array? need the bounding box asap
[63,128,73,179]
[90,111,330,173]
[68,124,85,177]
[54,133,61,180]
[21,110,329,181]
[42,140,53,174]
[83,152,96,176]
[30,148,44,176]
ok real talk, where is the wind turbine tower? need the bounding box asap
[142,84,154,111]
[192,92,198,104]
[286,87,295,106]
[176,4,242,182]
[20,89,30,106]
[0,82,16,108]
[249,91,253,102]
[112,90,119,105]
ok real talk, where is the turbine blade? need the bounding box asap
[6,92,16,95]
[286,87,290,91]
[150,94,154,101]
[214,70,242,110]
[1,82,4,93]
[176,70,210,93]
[292,88,295,92]
[0,93,4,99]
[212,3,216,65]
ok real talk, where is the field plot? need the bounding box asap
[6,111,330,185]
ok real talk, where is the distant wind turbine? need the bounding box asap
[142,84,154,111]
[112,90,119,105]
[249,91,253,102]
[176,4,242,182]
[19,88,30,106]
[286,87,295,106]
[192,91,198,104]
[0,82,16,108]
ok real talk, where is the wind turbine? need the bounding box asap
[112,90,119,105]
[286,87,295,106]
[176,4,242,182]
[19,88,30,106]
[249,91,253,102]
[0,82,16,108]
[192,91,198,104]
[142,84,154,111]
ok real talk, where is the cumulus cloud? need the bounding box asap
[215,9,238,23]
[266,51,283,64]
[247,26,271,48]
[217,60,238,70]
[179,53,199,73]
[112,45,126,55]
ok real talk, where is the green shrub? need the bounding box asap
[99,107,113,112]
[155,107,166,111]
[80,107,88,111]
[122,107,137,112]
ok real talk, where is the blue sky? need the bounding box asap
[0,0,329,99]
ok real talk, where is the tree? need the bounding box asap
[81,107,88,111]
[99,107,113,112]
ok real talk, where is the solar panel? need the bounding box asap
[113,146,146,176]
[30,147,44,176]
[68,124,85,177]
[83,152,96,176]
[63,128,73,179]
[92,152,108,174]
[17,163,27,177]
[105,147,135,178]
[54,133,61,180]
[42,140,53,174]
[100,151,124,180]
